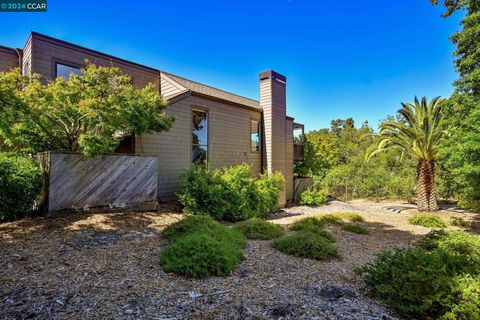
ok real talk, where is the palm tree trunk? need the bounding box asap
[416,159,438,212]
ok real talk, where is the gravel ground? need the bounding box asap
[1,200,478,319]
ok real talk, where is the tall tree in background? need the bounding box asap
[367,97,447,211]
[430,0,480,210]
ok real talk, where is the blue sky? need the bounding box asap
[0,0,462,131]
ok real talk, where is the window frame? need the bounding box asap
[52,58,83,79]
[250,118,261,154]
[191,106,209,166]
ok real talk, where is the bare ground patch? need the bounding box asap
[1,200,477,319]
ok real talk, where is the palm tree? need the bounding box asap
[367,96,447,211]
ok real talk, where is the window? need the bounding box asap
[55,63,82,79]
[192,108,208,165]
[250,119,260,152]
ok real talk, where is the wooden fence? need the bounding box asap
[39,152,158,213]
[294,177,314,202]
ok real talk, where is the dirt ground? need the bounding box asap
[1,200,478,319]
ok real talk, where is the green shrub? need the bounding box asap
[159,232,244,278]
[273,230,339,260]
[440,275,480,320]
[357,230,480,319]
[409,214,447,228]
[256,172,286,217]
[290,217,326,230]
[332,212,365,223]
[234,218,284,240]
[418,230,480,261]
[316,214,344,225]
[342,223,369,234]
[178,164,284,221]
[450,217,474,229]
[160,216,246,278]
[298,188,328,206]
[0,153,43,221]
[177,166,229,220]
[162,215,246,248]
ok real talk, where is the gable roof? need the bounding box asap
[161,71,260,110]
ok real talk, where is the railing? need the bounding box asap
[294,143,304,162]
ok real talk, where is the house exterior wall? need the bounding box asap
[26,33,160,90]
[259,71,287,206]
[285,118,294,201]
[136,94,262,201]
[2,32,299,204]
[0,46,19,72]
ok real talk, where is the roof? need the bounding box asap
[23,32,295,118]
[161,71,261,110]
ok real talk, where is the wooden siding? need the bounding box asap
[0,46,19,72]
[294,177,314,202]
[45,153,158,212]
[286,118,294,201]
[28,33,160,90]
[160,72,187,99]
[260,74,287,206]
[136,94,262,201]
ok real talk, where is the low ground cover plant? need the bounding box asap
[357,230,480,319]
[0,152,43,221]
[160,216,246,278]
[341,223,369,234]
[178,164,285,221]
[409,214,447,228]
[289,217,336,242]
[332,212,365,223]
[273,230,338,261]
[234,218,284,240]
[298,187,328,206]
[449,216,473,228]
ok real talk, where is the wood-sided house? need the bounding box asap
[0,32,304,206]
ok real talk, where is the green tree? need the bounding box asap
[430,0,480,210]
[0,65,174,156]
[367,97,448,211]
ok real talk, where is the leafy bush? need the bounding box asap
[178,164,285,221]
[409,214,447,228]
[159,232,244,278]
[289,217,336,242]
[450,217,474,228]
[332,212,365,223]
[234,218,284,240]
[273,230,339,260]
[357,230,480,319]
[298,187,328,206]
[316,214,344,225]
[290,217,327,231]
[256,172,286,217]
[160,216,246,278]
[162,215,246,247]
[342,223,369,234]
[418,230,480,261]
[440,275,480,320]
[0,153,43,221]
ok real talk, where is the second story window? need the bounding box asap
[250,119,260,152]
[192,108,208,165]
[55,62,83,79]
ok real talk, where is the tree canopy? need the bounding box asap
[0,64,174,156]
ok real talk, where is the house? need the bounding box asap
[0,32,304,206]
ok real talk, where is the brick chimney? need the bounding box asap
[259,70,287,206]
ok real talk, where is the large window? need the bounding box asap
[55,62,83,79]
[250,119,260,152]
[192,108,208,165]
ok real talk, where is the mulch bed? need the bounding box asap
[1,200,477,319]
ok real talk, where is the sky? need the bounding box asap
[0,0,463,131]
